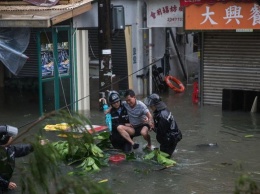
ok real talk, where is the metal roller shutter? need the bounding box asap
[17,29,38,77]
[88,28,99,60]
[203,31,260,106]
[111,31,128,90]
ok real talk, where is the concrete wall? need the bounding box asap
[73,0,147,95]
[73,0,199,96]
[73,0,140,28]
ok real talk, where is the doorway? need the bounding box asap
[38,27,73,115]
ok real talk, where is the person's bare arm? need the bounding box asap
[146,111,154,129]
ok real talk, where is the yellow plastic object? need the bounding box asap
[98,179,108,183]
[57,134,83,138]
[44,123,70,131]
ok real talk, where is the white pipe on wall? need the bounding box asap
[149,28,152,95]
[76,30,90,111]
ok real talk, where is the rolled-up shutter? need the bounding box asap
[202,31,260,106]
[17,29,38,77]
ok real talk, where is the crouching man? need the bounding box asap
[144,94,182,157]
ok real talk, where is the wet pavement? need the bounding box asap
[1,85,260,194]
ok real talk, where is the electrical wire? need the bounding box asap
[17,57,162,129]
[89,40,98,59]
[15,21,164,129]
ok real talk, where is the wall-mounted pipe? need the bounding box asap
[167,28,187,80]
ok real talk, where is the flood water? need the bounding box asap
[1,85,260,194]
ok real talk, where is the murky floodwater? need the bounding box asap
[1,86,260,194]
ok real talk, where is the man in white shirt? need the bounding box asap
[123,89,154,150]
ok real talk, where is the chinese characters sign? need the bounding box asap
[185,2,260,30]
[147,0,183,27]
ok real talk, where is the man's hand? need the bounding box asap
[145,112,154,130]
[143,115,154,131]
[104,106,112,114]
[40,139,49,145]
[148,121,154,131]
[8,182,17,190]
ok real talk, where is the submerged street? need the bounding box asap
[1,85,260,194]
[89,86,260,194]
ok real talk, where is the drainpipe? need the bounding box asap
[167,28,187,80]
[149,28,152,95]
[200,32,204,106]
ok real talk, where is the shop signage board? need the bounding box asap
[147,0,183,27]
[185,2,260,30]
[180,0,255,7]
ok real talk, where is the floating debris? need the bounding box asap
[244,135,254,138]
[220,162,232,166]
[196,143,218,148]
[98,179,108,183]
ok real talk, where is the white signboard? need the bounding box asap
[147,0,183,28]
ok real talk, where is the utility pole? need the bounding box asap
[98,0,112,97]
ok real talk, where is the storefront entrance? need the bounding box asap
[37,27,73,115]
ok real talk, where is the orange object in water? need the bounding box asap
[192,81,199,104]
[164,76,185,93]
[109,154,126,163]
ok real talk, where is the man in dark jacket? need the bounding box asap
[107,91,139,153]
[0,125,34,193]
[144,93,182,157]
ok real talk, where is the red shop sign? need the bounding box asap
[185,2,260,30]
[180,0,255,7]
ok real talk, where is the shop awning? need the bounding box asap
[0,0,93,28]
